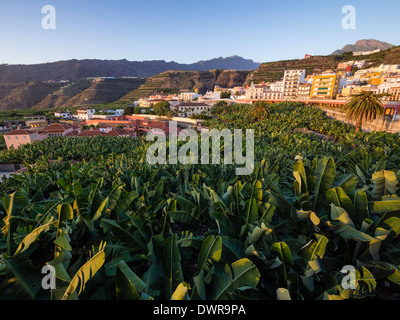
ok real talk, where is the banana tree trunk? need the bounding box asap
[355,119,363,132]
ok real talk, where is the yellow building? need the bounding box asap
[337,86,373,100]
[310,74,340,99]
[361,72,382,85]
[24,115,48,128]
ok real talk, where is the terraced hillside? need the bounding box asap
[245,46,400,84]
[34,80,94,109]
[120,69,249,102]
[0,82,65,110]
[34,78,145,109]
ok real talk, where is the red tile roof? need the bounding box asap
[105,129,135,137]
[43,123,74,133]
[65,130,81,137]
[176,102,211,107]
[76,129,106,137]
[4,129,35,136]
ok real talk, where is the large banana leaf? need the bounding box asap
[239,198,259,239]
[2,256,43,299]
[197,235,222,272]
[326,187,355,221]
[62,242,106,300]
[14,218,56,256]
[163,234,184,298]
[2,190,29,256]
[372,195,400,213]
[312,157,336,211]
[115,260,146,300]
[210,258,260,300]
[372,170,399,201]
[171,282,190,300]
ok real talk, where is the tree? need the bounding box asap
[250,101,270,120]
[124,105,135,116]
[211,101,228,116]
[153,101,171,116]
[220,92,231,99]
[343,91,386,132]
[134,107,142,115]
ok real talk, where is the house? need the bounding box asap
[76,107,96,120]
[42,123,80,137]
[297,83,312,99]
[353,49,381,56]
[204,91,221,100]
[3,129,47,149]
[54,111,71,119]
[283,70,306,99]
[388,87,400,101]
[310,73,341,99]
[104,128,137,138]
[24,115,47,128]
[172,102,212,118]
[178,92,199,102]
[264,91,283,100]
[245,82,270,100]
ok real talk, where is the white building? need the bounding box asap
[283,69,306,99]
[54,110,71,119]
[270,81,284,92]
[76,108,96,120]
[353,49,381,56]
[178,92,200,101]
[354,60,367,69]
[264,91,283,100]
[173,102,212,118]
[245,82,270,100]
[376,75,400,95]
[204,91,221,100]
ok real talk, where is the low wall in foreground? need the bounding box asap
[319,107,400,134]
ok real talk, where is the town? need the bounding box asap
[3,51,400,150]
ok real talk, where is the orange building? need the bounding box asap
[3,129,47,149]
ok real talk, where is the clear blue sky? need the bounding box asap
[0,0,399,65]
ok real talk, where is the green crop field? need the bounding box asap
[1,102,400,300]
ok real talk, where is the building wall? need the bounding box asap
[320,106,400,133]
[311,74,340,99]
[283,70,306,99]
[4,134,37,149]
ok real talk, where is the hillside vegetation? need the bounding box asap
[0,78,145,111]
[120,70,249,102]
[246,46,400,84]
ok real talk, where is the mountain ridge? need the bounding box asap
[332,39,394,55]
[0,56,260,84]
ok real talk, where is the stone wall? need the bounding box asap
[319,107,400,134]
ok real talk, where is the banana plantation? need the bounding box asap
[1,102,400,300]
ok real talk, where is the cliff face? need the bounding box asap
[120,70,250,101]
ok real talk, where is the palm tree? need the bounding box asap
[343,91,386,132]
[250,101,270,120]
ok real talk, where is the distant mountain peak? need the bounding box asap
[332,39,394,55]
